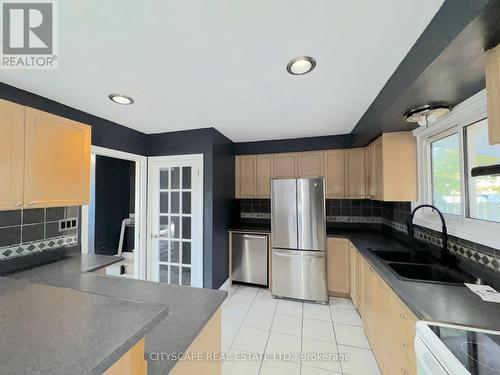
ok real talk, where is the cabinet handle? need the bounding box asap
[28,202,35,207]
[15,202,21,207]
[401,341,407,348]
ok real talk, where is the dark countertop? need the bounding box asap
[0,276,168,375]
[231,225,500,330]
[10,254,227,375]
[335,231,500,330]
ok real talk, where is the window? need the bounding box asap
[414,90,499,249]
[465,119,500,223]
[431,133,461,215]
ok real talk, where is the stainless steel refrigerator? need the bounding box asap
[271,178,328,303]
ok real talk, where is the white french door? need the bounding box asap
[147,155,203,287]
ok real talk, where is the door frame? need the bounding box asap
[147,154,204,286]
[81,146,148,280]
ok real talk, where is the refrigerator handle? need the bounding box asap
[272,249,325,258]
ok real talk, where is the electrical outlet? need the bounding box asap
[59,218,78,231]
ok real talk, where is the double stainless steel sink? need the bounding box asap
[368,248,477,285]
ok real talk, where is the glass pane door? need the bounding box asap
[148,156,203,287]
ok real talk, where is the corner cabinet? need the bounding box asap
[366,132,417,202]
[0,101,91,211]
[0,100,25,210]
[486,43,500,145]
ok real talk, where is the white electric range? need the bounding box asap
[415,321,500,375]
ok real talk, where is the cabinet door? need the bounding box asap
[256,155,273,198]
[327,238,350,295]
[373,139,384,199]
[24,108,91,208]
[239,155,257,198]
[298,152,323,178]
[235,156,241,198]
[0,100,25,210]
[486,44,500,145]
[273,153,297,178]
[361,260,375,341]
[348,242,357,303]
[324,150,345,198]
[365,144,375,198]
[345,148,366,198]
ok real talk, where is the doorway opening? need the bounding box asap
[82,146,147,279]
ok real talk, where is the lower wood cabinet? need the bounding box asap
[170,308,222,375]
[103,338,147,375]
[326,237,350,296]
[350,243,417,375]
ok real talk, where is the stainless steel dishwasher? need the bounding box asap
[231,233,268,286]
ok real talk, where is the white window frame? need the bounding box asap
[413,89,500,249]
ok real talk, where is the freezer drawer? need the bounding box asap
[271,248,328,303]
[231,233,268,286]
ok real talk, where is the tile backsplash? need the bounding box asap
[237,198,500,272]
[0,207,79,261]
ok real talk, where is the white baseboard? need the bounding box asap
[219,278,231,291]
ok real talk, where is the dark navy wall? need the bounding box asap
[149,128,234,289]
[94,156,133,256]
[235,134,352,155]
[211,131,236,289]
[0,82,149,155]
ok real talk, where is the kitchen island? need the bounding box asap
[5,253,227,375]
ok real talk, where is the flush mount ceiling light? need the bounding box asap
[286,56,316,75]
[404,105,450,127]
[108,93,134,105]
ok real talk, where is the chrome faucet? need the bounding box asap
[407,204,449,260]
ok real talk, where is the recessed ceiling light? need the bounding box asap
[287,56,316,75]
[108,93,134,105]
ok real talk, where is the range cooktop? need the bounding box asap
[429,324,500,374]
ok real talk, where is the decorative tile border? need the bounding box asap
[0,235,78,261]
[241,212,271,220]
[240,211,500,272]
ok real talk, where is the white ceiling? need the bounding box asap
[0,0,444,142]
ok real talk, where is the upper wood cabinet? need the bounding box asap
[366,132,417,202]
[324,150,345,198]
[273,153,297,178]
[238,155,257,198]
[298,151,323,178]
[24,108,91,208]
[235,154,273,198]
[326,237,350,296]
[345,148,366,199]
[486,43,500,145]
[256,155,273,198]
[0,100,25,210]
[365,144,374,198]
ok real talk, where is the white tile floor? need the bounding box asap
[221,284,382,375]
